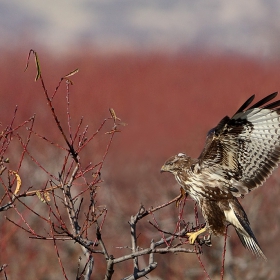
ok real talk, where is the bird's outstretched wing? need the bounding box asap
[198,92,280,196]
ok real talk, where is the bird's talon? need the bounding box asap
[186,227,207,244]
[186,232,197,244]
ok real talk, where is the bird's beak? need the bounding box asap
[160,165,167,173]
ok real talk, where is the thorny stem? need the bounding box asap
[221,225,229,280]
[26,50,98,278]
[50,220,69,280]
[130,193,182,221]
[25,49,78,160]
[61,163,81,234]
[96,226,110,260]
[98,197,197,280]
[129,209,141,273]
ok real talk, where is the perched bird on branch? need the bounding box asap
[161,92,280,259]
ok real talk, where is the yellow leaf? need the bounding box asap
[36,191,51,203]
[24,49,41,81]
[64,68,79,78]
[10,171,21,195]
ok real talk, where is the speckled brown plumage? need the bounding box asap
[161,92,280,259]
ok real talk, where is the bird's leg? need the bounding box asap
[187,227,207,244]
[176,187,188,207]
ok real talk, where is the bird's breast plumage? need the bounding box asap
[175,166,232,204]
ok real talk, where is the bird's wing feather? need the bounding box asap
[198,92,280,196]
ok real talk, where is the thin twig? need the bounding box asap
[221,225,229,280]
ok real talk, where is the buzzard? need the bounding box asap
[161,92,280,259]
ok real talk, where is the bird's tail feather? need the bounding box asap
[227,199,267,260]
[235,229,267,260]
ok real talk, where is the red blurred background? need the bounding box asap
[1,49,280,279]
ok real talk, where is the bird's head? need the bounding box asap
[161,153,190,174]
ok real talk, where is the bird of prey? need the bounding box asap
[161,92,280,259]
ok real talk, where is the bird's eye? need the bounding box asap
[168,160,177,166]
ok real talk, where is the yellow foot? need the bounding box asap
[176,187,188,207]
[187,227,207,244]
